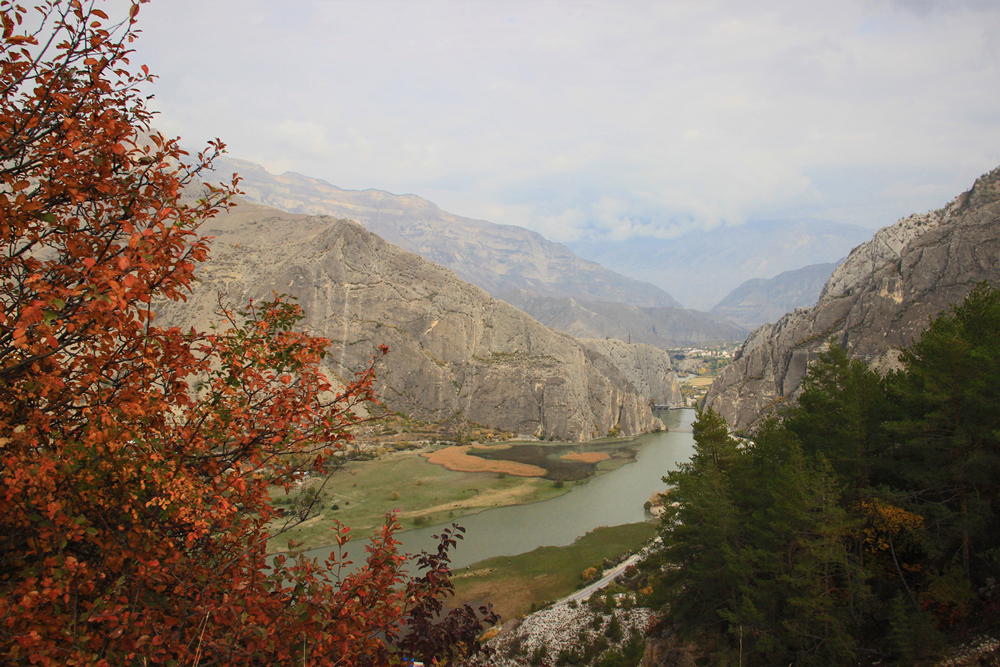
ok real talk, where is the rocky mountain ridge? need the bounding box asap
[159,200,681,441]
[204,157,755,349]
[704,166,1000,430]
[208,156,680,308]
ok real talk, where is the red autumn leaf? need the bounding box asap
[0,2,497,666]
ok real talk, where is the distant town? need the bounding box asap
[667,342,741,407]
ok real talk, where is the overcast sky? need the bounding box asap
[124,0,1000,242]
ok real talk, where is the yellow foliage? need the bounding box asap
[858,498,924,553]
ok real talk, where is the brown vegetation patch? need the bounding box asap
[561,451,610,463]
[421,445,546,477]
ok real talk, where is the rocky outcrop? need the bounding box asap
[499,289,747,348]
[710,261,842,329]
[704,166,1000,431]
[208,156,680,308]
[476,604,655,667]
[158,200,676,441]
[577,339,682,407]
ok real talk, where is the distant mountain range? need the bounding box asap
[710,261,843,329]
[500,289,748,347]
[206,156,747,347]
[567,220,872,311]
[210,157,679,308]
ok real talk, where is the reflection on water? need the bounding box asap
[303,409,696,571]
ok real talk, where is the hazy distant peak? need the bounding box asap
[207,154,684,310]
[567,219,872,310]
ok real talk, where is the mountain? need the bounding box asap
[704,166,1000,431]
[566,219,872,310]
[158,199,682,441]
[709,261,843,329]
[207,156,680,309]
[499,289,748,347]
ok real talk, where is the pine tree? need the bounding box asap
[887,282,1000,585]
[657,408,744,646]
[783,340,890,494]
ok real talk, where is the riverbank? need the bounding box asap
[267,433,642,553]
[297,409,694,570]
[447,522,658,622]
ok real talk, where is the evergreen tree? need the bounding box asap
[657,408,744,643]
[783,341,890,493]
[652,286,1000,661]
[887,282,1000,585]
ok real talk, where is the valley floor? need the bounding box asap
[267,427,641,553]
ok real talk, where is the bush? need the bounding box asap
[607,613,623,642]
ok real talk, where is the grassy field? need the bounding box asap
[447,522,658,622]
[268,450,573,552]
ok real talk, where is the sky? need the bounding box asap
[119,0,1000,242]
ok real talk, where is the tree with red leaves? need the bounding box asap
[0,2,495,665]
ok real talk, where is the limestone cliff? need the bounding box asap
[704,166,1000,431]
[577,339,682,407]
[158,201,676,441]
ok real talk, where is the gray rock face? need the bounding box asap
[499,289,748,348]
[208,156,680,309]
[704,166,1000,431]
[159,201,677,441]
[577,338,682,407]
[710,261,843,329]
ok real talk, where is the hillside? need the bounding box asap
[158,200,681,440]
[704,166,1000,430]
[709,260,842,329]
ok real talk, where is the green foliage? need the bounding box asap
[783,340,890,492]
[651,282,1000,666]
[606,613,623,642]
[885,282,1000,583]
[888,595,944,665]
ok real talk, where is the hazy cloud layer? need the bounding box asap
[127,0,1000,241]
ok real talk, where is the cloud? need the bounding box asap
[125,0,1000,240]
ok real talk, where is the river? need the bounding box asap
[304,409,696,571]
